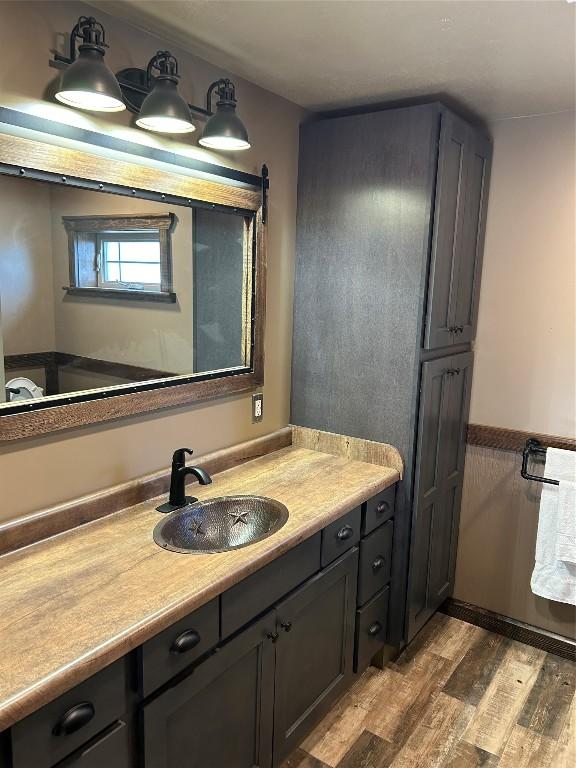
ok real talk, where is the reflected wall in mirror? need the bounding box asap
[0,174,254,409]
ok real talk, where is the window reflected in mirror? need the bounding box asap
[63,213,175,297]
[0,174,254,409]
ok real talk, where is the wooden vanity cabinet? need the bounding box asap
[3,488,396,768]
[273,548,358,763]
[10,659,130,768]
[143,612,276,768]
[143,548,359,768]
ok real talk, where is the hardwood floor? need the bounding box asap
[281,613,576,767]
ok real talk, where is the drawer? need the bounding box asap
[11,658,127,768]
[354,586,389,674]
[139,597,220,696]
[321,507,361,567]
[221,534,321,637]
[55,721,130,768]
[362,485,396,536]
[357,520,393,606]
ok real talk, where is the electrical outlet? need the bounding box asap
[252,393,263,423]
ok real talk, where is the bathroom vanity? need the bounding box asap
[0,431,400,768]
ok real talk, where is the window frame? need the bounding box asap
[62,213,177,302]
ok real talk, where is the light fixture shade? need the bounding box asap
[199,104,250,150]
[56,47,125,113]
[136,78,195,134]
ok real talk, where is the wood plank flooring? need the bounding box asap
[281,613,575,768]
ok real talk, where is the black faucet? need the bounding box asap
[156,448,212,513]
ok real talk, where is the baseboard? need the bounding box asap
[440,598,576,661]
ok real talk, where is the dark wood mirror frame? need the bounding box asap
[0,131,267,441]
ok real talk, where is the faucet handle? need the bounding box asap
[172,448,193,467]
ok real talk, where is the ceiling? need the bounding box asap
[92,0,576,121]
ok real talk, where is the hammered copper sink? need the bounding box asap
[153,495,290,553]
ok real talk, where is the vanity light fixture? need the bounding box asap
[135,51,195,134]
[199,79,251,151]
[54,16,125,113]
[52,18,251,149]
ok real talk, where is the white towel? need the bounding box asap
[557,480,576,564]
[531,447,576,606]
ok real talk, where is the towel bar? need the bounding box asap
[521,439,559,485]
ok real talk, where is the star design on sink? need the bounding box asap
[229,510,250,526]
[188,518,204,536]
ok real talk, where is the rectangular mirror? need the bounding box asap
[0,131,265,439]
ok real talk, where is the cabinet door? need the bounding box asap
[143,613,275,768]
[425,111,469,349]
[453,132,492,344]
[425,113,492,350]
[272,549,358,765]
[407,351,473,640]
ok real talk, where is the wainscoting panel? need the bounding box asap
[454,441,575,640]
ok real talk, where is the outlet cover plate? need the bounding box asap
[252,393,263,423]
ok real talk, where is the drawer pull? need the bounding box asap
[280,621,292,633]
[376,500,389,514]
[52,702,95,736]
[337,525,354,541]
[170,629,201,654]
[372,556,385,571]
[368,621,383,637]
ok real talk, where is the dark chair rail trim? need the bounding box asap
[467,423,576,453]
[5,351,175,384]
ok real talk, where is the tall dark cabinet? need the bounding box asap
[291,102,491,644]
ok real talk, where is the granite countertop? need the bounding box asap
[0,444,399,731]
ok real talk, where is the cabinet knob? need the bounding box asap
[372,556,385,571]
[368,622,383,637]
[170,629,201,654]
[376,500,389,515]
[266,631,280,643]
[280,621,292,633]
[52,702,95,736]
[337,525,354,541]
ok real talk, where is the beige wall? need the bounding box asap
[469,110,576,438]
[456,110,576,637]
[0,0,304,522]
[0,176,56,358]
[0,175,55,401]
